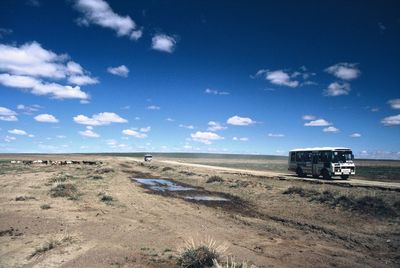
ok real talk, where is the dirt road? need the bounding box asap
[160,160,400,190]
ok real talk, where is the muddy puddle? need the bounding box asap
[132,177,230,203]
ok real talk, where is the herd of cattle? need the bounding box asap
[10,160,102,165]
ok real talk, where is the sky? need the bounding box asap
[0,0,399,159]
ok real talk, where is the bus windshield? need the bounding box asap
[332,151,354,163]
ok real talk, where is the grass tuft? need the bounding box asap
[213,257,258,268]
[50,183,78,200]
[206,176,224,183]
[162,167,174,172]
[98,192,114,205]
[15,196,36,201]
[177,238,227,268]
[40,204,51,210]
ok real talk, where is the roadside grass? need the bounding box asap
[49,183,79,200]
[206,176,224,183]
[283,186,397,217]
[95,167,114,174]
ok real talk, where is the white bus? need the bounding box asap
[288,147,355,179]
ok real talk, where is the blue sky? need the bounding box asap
[0,0,399,158]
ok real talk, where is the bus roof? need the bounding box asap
[290,147,351,152]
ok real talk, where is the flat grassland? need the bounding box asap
[0,154,399,268]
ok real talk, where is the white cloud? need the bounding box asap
[166,118,175,122]
[302,115,316,121]
[34,113,59,123]
[227,115,255,126]
[79,128,100,138]
[139,126,151,132]
[17,104,41,114]
[107,65,129,77]
[4,135,16,142]
[254,67,315,87]
[0,73,89,100]
[268,133,285,138]
[388,99,400,109]
[56,135,66,139]
[147,105,160,110]
[323,126,340,133]
[204,88,229,95]
[106,139,129,148]
[207,121,226,131]
[266,70,299,87]
[381,114,400,126]
[0,107,18,121]
[350,133,361,138]
[0,42,96,91]
[325,63,360,80]
[122,129,147,138]
[233,137,248,141]
[304,119,331,127]
[191,131,223,144]
[8,129,28,135]
[324,82,351,97]
[74,0,142,40]
[151,34,176,53]
[67,75,98,85]
[73,112,127,126]
[179,124,194,130]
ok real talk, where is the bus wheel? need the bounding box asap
[296,168,304,177]
[341,175,349,180]
[321,169,331,180]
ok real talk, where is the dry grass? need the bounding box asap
[206,176,224,183]
[29,234,73,259]
[49,183,79,200]
[177,238,228,268]
[213,257,258,268]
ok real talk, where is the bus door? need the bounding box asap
[312,153,319,177]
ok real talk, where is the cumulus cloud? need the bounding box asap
[79,127,100,138]
[106,139,129,149]
[323,126,340,133]
[304,119,331,127]
[74,0,143,40]
[381,114,400,126]
[73,112,127,126]
[207,121,226,131]
[34,113,59,123]
[179,124,194,130]
[204,88,229,95]
[233,137,248,141]
[325,63,360,80]
[324,82,351,97]
[151,34,176,53]
[388,99,400,109]
[268,133,285,138]
[122,129,147,138]
[139,126,151,132]
[302,115,316,121]
[147,105,160,110]
[254,67,316,88]
[166,118,175,122]
[350,133,361,138]
[0,107,18,121]
[227,115,255,126]
[8,129,28,135]
[107,65,129,77]
[0,42,95,100]
[191,131,223,144]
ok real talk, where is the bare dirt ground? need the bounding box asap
[0,155,399,267]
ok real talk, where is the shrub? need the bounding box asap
[50,183,78,200]
[162,167,174,172]
[40,204,51,210]
[213,257,258,268]
[15,196,35,201]
[206,176,224,183]
[91,175,103,180]
[177,238,227,268]
[98,192,114,205]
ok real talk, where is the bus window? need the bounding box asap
[304,151,312,161]
[290,152,296,162]
[296,152,302,161]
